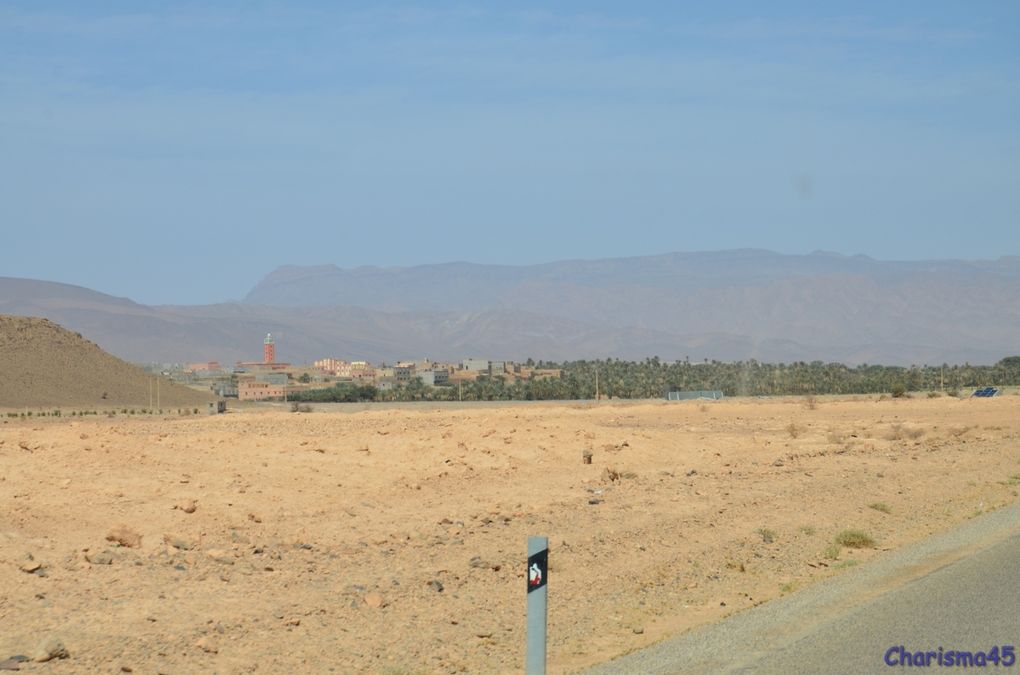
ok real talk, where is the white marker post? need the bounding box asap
[526,535,549,674]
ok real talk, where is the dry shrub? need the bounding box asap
[885,423,925,441]
[804,395,818,410]
[786,423,800,439]
[835,529,876,548]
[947,425,972,438]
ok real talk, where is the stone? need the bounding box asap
[31,636,69,662]
[427,579,444,593]
[363,592,385,608]
[194,637,218,654]
[0,655,29,671]
[206,549,234,565]
[106,525,142,548]
[176,499,197,514]
[86,550,114,565]
[18,554,41,574]
[163,535,195,551]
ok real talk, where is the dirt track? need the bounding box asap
[1,395,1018,673]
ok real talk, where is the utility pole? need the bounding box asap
[156,377,160,411]
[595,368,599,402]
[149,377,153,410]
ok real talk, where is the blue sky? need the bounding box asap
[2,1,1018,304]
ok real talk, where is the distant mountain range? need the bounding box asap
[3,249,1019,365]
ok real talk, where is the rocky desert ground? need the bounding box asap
[2,395,1019,673]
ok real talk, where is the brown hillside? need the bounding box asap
[0,315,213,408]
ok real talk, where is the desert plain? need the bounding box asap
[2,395,1019,673]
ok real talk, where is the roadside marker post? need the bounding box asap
[527,535,549,675]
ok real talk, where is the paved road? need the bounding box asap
[585,500,1020,674]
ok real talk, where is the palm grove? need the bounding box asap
[289,357,1020,403]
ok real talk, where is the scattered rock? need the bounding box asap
[18,554,42,574]
[194,637,218,654]
[0,655,28,671]
[175,499,197,514]
[427,579,444,593]
[31,636,69,662]
[284,617,301,626]
[206,549,234,565]
[772,459,785,467]
[86,550,114,565]
[363,592,385,608]
[475,631,493,639]
[247,512,262,523]
[632,626,645,635]
[602,467,621,483]
[582,450,593,465]
[106,525,142,548]
[163,535,195,551]
[468,555,500,571]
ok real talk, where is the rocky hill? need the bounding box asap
[0,315,213,408]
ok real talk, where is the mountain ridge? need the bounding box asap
[2,249,1018,365]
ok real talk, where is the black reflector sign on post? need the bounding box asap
[526,536,548,674]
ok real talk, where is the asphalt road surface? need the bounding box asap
[585,499,1020,674]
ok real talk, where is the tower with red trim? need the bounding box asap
[263,333,276,364]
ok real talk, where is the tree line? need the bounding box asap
[287,356,1020,403]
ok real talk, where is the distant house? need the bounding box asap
[462,358,489,372]
[187,361,221,373]
[394,362,416,383]
[238,380,285,401]
[420,369,450,387]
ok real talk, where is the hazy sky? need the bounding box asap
[2,2,1018,304]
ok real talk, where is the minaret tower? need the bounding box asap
[263,333,276,364]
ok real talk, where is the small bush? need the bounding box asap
[823,543,841,560]
[868,502,892,514]
[756,527,777,544]
[927,391,940,398]
[786,423,800,439]
[804,395,817,410]
[890,382,907,398]
[799,525,817,536]
[835,529,876,549]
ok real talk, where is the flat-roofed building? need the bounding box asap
[238,380,285,401]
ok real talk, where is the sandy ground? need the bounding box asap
[2,395,1019,673]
